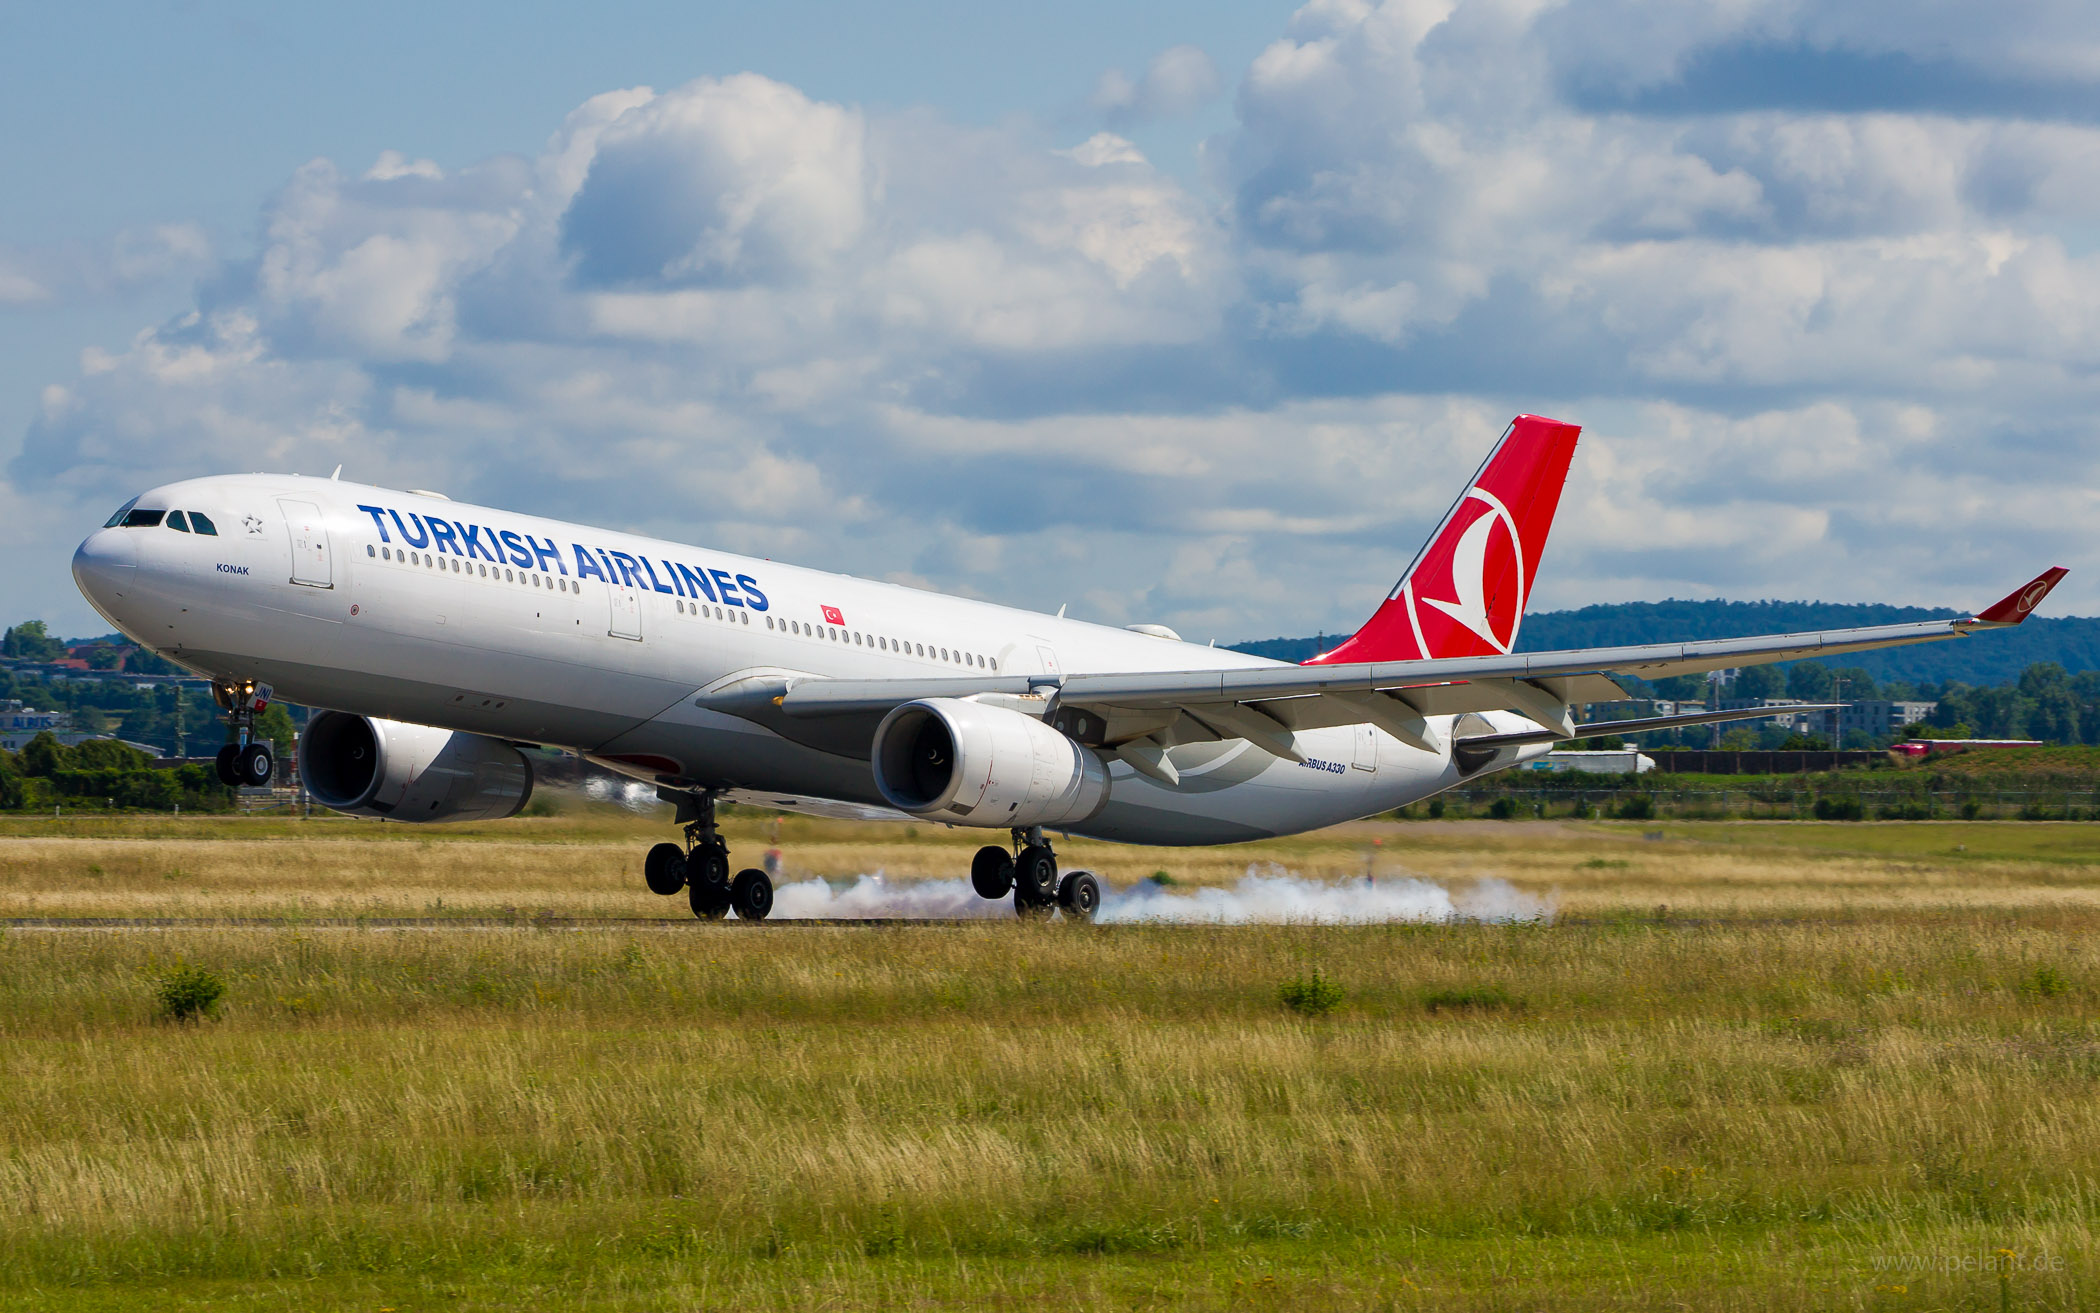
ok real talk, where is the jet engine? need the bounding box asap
[299,711,534,822]
[871,698,1109,828]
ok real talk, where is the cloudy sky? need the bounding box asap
[6,0,2097,642]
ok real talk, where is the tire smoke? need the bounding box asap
[765,863,1554,923]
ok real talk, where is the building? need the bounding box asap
[0,701,71,752]
[1827,699,1937,743]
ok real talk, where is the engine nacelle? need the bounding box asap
[872,698,1109,828]
[299,711,534,822]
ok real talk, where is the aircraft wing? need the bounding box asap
[730,568,2066,765]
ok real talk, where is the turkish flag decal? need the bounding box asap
[821,604,845,625]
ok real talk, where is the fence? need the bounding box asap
[1426,787,2100,821]
[1642,749,1889,774]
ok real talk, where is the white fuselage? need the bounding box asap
[72,474,1543,844]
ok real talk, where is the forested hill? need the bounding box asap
[1229,600,2100,686]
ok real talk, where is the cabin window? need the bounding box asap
[989,659,998,672]
[189,512,218,536]
[381,547,391,561]
[366,544,375,557]
[166,511,190,533]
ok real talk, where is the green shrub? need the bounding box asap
[1488,797,1519,820]
[154,963,225,1022]
[1278,968,1344,1016]
[1813,795,1864,821]
[1426,798,1446,818]
[1147,870,1178,886]
[2020,965,2071,999]
[1614,795,1655,820]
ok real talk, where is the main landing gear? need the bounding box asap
[643,790,773,922]
[210,679,276,788]
[971,827,1101,922]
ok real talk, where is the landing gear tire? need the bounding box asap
[971,845,1015,899]
[644,842,687,896]
[214,744,241,788]
[689,880,731,921]
[236,742,274,788]
[687,842,731,920]
[1057,871,1102,922]
[731,868,774,922]
[1013,845,1058,904]
[1013,884,1053,920]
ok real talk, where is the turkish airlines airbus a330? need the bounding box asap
[71,416,2065,920]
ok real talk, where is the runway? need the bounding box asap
[0,915,993,930]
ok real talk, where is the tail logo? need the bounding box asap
[1406,486,1524,655]
[2017,580,2050,614]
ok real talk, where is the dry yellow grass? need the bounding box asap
[1,813,2098,1308]
[0,808,2096,919]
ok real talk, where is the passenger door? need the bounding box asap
[608,581,643,641]
[279,499,332,588]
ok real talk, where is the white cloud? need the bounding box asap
[11,2,2100,643]
[1092,44,1223,124]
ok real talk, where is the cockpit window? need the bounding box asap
[121,508,165,529]
[189,512,218,536]
[166,511,190,533]
[103,498,139,529]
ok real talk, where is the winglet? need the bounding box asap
[1973,567,2069,625]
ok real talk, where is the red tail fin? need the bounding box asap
[1308,415,1580,665]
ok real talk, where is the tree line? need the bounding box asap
[0,734,235,812]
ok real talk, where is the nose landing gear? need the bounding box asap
[211,680,276,788]
[642,789,772,922]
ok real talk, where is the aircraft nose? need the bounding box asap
[72,527,137,615]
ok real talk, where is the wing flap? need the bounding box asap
[1457,702,1841,751]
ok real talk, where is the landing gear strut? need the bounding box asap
[211,680,275,788]
[977,827,1100,921]
[642,789,772,922]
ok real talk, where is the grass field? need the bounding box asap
[3,810,2099,1308]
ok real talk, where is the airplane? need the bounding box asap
[70,415,2066,921]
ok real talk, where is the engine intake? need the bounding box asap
[871,698,1109,828]
[300,711,534,822]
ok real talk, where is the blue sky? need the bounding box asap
[5,0,2098,641]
